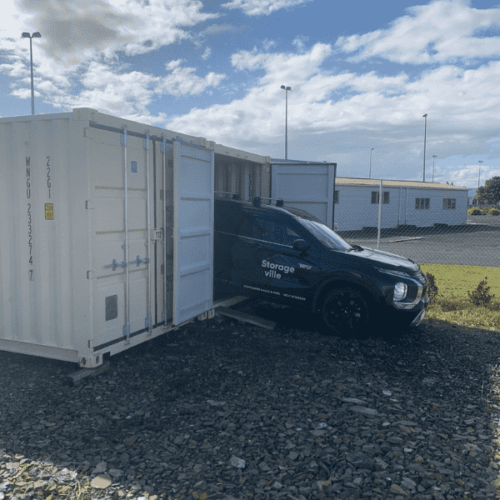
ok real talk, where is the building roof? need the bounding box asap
[335,177,468,191]
[270,160,468,191]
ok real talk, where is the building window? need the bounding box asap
[443,198,456,209]
[415,198,430,210]
[371,191,390,204]
[334,190,339,204]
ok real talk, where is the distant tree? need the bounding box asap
[475,176,500,205]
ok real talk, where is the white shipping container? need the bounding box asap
[0,108,270,367]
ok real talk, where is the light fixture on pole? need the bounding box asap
[22,31,42,115]
[478,160,483,188]
[369,148,374,179]
[422,114,428,182]
[432,155,437,183]
[280,85,291,159]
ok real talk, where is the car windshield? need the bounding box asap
[295,218,352,251]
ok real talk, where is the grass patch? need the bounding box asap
[418,263,500,331]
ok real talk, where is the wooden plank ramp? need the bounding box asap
[216,306,276,330]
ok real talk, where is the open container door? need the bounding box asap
[172,140,215,325]
[271,162,336,228]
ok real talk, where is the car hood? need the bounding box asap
[351,246,419,271]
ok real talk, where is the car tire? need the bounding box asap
[319,287,373,339]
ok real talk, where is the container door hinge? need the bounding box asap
[151,229,162,241]
[123,322,130,344]
[145,315,153,334]
[86,200,94,209]
[87,270,93,279]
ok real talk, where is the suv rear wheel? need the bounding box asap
[320,287,372,338]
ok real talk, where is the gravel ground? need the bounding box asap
[1,303,500,500]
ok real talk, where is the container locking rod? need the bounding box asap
[105,259,127,271]
[129,255,149,266]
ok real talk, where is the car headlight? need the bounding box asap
[393,282,408,301]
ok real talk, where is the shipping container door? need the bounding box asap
[271,163,335,228]
[89,127,153,348]
[172,140,214,325]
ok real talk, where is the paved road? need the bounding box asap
[341,215,500,267]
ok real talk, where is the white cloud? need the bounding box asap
[0,0,223,121]
[222,0,311,16]
[157,59,225,96]
[202,47,211,60]
[165,41,500,187]
[335,0,500,64]
[433,165,500,188]
[10,0,217,63]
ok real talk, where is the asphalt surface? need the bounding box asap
[339,214,500,267]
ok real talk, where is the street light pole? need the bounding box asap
[22,32,42,115]
[280,85,291,159]
[478,160,483,188]
[369,148,374,179]
[422,114,428,182]
[432,155,437,183]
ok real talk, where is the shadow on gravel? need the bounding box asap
[1,309,500,498]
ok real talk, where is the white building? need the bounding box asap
[270,161,469,232]
[333,178,468,232]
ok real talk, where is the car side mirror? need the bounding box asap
[293,239,310,252]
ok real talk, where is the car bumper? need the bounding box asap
[409,308,426,327]
[385,289,428,329]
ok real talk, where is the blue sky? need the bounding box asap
[2,0,500,192]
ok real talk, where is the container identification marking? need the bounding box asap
[26,157,34,272]
[45,204,54,220]
[46,156,51,199]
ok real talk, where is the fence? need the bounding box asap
[331,179,500,330]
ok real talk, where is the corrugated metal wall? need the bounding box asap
[0,109,271,366]
[0,116,82,361]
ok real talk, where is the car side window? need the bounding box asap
[252,217,300,247]
[215,207,242,235]
[238,215,255,238]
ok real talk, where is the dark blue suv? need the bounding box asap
[214,196,428,337]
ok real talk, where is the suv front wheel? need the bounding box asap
[319,287,373,338]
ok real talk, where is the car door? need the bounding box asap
[214,202,244,298]
[233,214,322,304]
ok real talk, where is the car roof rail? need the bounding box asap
[252,196,284,207]
[215,190,241,200]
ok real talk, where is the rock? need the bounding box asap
[91,474,112,489]
[92,461,107,474]
[229,456,245,468]
[422,377,437,386]
[109,468,123,478]
[391,483,409,495]
[349,406,378,416]
[342,398,367,405]
[401,478,416,490]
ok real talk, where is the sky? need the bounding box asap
[2,0,500,193]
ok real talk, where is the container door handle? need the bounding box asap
[104,259,127,271]
[130,255,149,267]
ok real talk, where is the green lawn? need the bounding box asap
[418,263,500,331]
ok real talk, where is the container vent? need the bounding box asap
[105,295,118,321]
